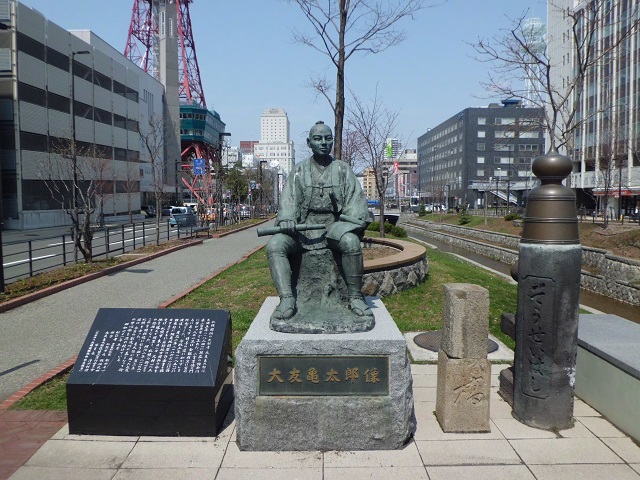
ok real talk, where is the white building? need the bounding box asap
[254,107,295,174]
[548,0,640,215]
[0,0,173,229]
[221,146,242,168]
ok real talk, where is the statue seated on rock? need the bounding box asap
[260,121,374,334]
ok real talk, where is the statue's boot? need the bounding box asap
[342,252,373,317]
[268,254,297,319]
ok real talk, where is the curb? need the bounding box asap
[210,218,271,238]
[0,357,77,409]
[158,244,265,308]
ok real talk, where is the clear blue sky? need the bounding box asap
[20,0,546,159]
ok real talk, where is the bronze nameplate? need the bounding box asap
[259,355,389,396]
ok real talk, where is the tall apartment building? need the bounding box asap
[548,0,640,216]
[0,1,171,229]
[254,107,295,174]
[417,100,544,209]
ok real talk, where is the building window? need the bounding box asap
[20,131,48,152]
[478,117,486,125]
[16,32,45,61]
[477,169,485,176]
[477,143,485,151]
[478,131,485,138]
[519,144,539,151]
[477,156,485,164]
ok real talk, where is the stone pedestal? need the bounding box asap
[435,284,491,433]
[235,297,415,451]
[435,351,491,432]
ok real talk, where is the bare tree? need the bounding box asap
[121,162,141,225]
[471,1,640,153]
[289,0,424,158]
[40,140,113,262]
[140,115,170,245]
[347,90,399,237]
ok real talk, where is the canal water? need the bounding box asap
[409,230,640,324]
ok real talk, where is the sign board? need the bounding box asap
[67,308,232,436]
[193,158,205,175]
[258,355,389,396]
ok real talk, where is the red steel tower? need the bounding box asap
[125,0,218,213]
[125,0,206,107]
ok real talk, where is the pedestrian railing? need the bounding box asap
[1,219,200,286]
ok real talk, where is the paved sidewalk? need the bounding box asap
[0,225,268,403]
[5,364,640,480]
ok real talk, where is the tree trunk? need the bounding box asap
[80,211,93,262]
[379,194,386,238]
[333,0,348,159]
[155,196,162,245]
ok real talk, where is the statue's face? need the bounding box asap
[307,125,333,157]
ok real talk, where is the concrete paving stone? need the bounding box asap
[121,441,225,469]
[509,437,623,465]
[578,416,627,438]
[216,468,323,480]
[413,401,435,420]
[557,420,596,438]
[411,374,437,388]
[416,439,522,466]
[49,425,68,440]
[8,466,117,480]
[409,364,438,375]
[631,464,640,475]
[490,374,500,388]
[112,467,213,479]
[492,418,558,439]
[323,466,429,479]
[490,397,515,419]
[528,464,640,480]
[414,415,505,441]
[573,398,602,417]
[136,435,218,442]
[221,441,323,469]
[412,387,436,402]
[323,442,423,468]
[425,465,536,480]
[601,437,640,464]
[62,433,140,442]
[24,439,135,469]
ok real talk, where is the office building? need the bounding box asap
[548,0,640,215]
[417,100,544,209]
[254,108,295,174]
[0,1,172,229]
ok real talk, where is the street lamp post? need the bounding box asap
[495,174,500,217]
[70,50,90,262]
[259,160,267,216]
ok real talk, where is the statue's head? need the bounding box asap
[307,121,333,158]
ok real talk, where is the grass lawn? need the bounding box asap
[11,234,518,410]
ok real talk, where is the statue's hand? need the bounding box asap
[279,220,296,236]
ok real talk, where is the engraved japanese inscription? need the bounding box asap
[521,276,555,399]
[259,356,389,396]
[452,360,487,405]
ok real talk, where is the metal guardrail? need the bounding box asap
[1,219,205,286]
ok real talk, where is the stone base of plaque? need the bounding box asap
[67,308,233,437]
[235,297,415,451]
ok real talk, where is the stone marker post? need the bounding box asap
[512,149,581,430]
[436,283,491,432]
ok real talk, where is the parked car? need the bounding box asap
[239,205,251,219]
[169,206,190,227]
[160,205,173,217]
[141,205,156,217]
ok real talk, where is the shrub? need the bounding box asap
[367,221,380,232]
[458,207,472,225]
[384,221,394,233]
[418,203,426,217]
[504,213,522,221]
[391,225,407,237]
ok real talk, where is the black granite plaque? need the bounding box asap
[67,308,232,437]
[259,355,389,396]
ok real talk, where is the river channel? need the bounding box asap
[408,230,640,324]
